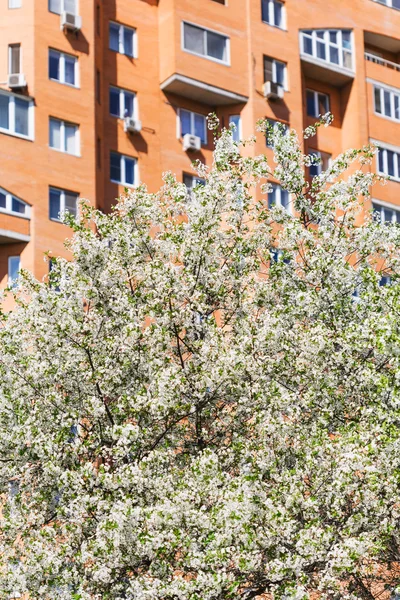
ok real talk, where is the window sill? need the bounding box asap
[110,179,136,188]
[0,127,33,141]
[49,147,81,158]
[182,48,230,67]
[261,20,287,31]
[49,78,80,89]
[0,208,30,220]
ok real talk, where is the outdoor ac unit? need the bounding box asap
[61,12,82,31]
[182,133,201,152]
[263,80,284,100]
[8,73,26,89]
[124,118,142,133]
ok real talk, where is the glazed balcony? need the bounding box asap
[158,3,249,106]
[299,29,355,87]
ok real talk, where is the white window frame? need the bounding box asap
[261,0,286,30]
[0,187,31,219]
[49,118,80,156]
[229,115,242,142]
[49,49,79,87]
[375,142,400,181]
[110,152,138,187]
[109,21,137,58]
[9,0,22,8]
[372,199,400,224]
[8,256,21,287]
[306,89,330,118]
[374,84,400,123]
[49,0,78,15]
[109,85,137,119]
[49,186,79,222]
[309,149,331,177]
[182,21,230,66]
[269,183,291,213]
[300,29,354,71]
[0,90,34,141]
[372,0,400,9]
[177,108,207,145]
[8,44,21,75]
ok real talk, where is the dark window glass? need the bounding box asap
[49,51,59,80]
[12,197,26,214]
[374,87,382,114]
[207,30,226,61]
[306,90,315,116]
[49,188,61,220]
[387,150,395,176]
[65,192,77,216]
[109,23,119,52]
[0,95,10,130]
[125,158,135,185]
[0,191,6,209]
[109,87,120,116]
[14,98,29,136]
[378,150,384,173]
[384,90,391,116]
[123,28,134,56]
[110,152,121,182]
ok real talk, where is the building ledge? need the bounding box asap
[0,228,30,244]
[161,73,248,106]
[300,54,355,87]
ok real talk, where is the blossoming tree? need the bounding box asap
[1,116,400,600]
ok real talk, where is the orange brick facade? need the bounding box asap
[0,0,400,294]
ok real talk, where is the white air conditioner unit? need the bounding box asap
[124,118,142,133]
[182,133,201,152]
[263,80,284,100]
[8,73,26,89]
[61,12,82,31]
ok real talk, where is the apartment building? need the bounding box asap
[0,0,400,293]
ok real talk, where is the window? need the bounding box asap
[374,85,400,122]
[183,173,206,193]
[179,109,207,145]
[377,146,400,180]
[49,0,77,14]
[372,201,400,224]
[268,183,290,212]
[300,29,353,70]
[49,118,79,155]
[9,44,21,75]
[0,91,33,139]
[109,86,136,119]
[379,275,392,286]
[264,56,287,89]
[110,152,137,186]
[49,49,78,86]
[373,0,400,8]
[109,22,136,57]
[229,115,241,142]
[261,0,285,29]
[265,118,289,147]
[0,187,30,218]
[49,187,78,221]
[309,149,331,177]
[306,89,330,117]
[8,256,20,286]
[9,0,22,7]
[182,22,229,64]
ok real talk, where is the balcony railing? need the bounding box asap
[365,51,400,72]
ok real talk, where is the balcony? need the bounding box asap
[299,29,355,87]
[0,188,31,244]
[0,213,30,244]
[364,32,400,89]
[158,4,249,107]
[365,52,400,72]
[160,73,248,106]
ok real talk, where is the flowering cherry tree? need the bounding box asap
[1,116,400,600]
